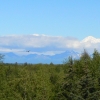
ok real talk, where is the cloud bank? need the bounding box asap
[0,34,100,55]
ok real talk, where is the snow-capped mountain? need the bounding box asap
[81,36,100,43]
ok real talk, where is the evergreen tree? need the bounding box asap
[56,57,80,100]
[0,54,4,63]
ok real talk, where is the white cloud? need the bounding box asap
[0,34,79,48]
[0,47,25,53]
[0,34,100,55]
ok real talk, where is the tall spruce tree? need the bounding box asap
[56,57,81,100]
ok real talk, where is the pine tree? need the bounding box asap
[56,57,81,100]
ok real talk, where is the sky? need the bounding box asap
[0,0,100,58]
[0,0,100,40]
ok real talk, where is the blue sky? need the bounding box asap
[0,0,100,39]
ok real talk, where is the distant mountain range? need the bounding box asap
[0,35,100,64]
[3,50,79,64]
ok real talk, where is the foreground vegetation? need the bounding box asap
[0,50,100,100]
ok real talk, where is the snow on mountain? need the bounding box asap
[81,36,100,43]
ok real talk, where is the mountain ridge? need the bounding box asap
[3,50,79,64]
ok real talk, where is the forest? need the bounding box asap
[0,49,100,100]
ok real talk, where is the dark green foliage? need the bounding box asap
[0,63,64,100]
[80,49,90,60]
[1,50,100,100]
[56,50,100,100]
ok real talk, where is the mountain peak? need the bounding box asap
[82,36,100,43]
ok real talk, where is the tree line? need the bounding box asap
[0,49,100,100]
